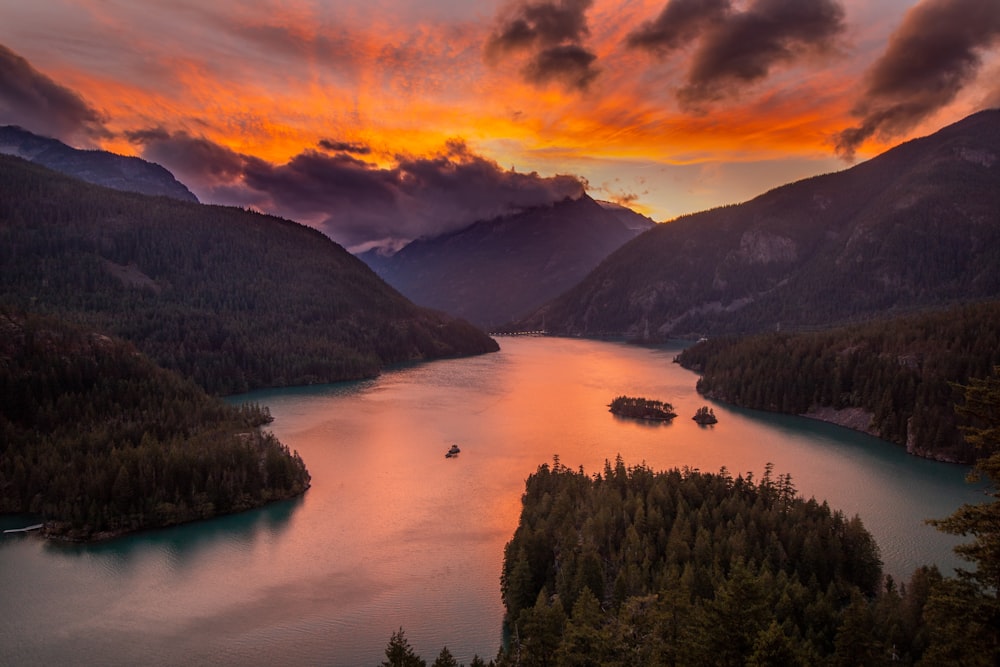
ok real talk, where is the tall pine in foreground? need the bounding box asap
[923,367,1000,665]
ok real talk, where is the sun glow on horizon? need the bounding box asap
[2,0,997,243]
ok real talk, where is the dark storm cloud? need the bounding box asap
[0,43,106,143]
[130,132,584,252]
[835,0,1000,159]
[486,0,592,52]
[627,0,845,105]
[318,139,372,155]
[131,129,250,185]
[626,0,731,53]
[523,44,599,89]
[485,0,599,91]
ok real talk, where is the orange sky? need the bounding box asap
[1,0,998,250]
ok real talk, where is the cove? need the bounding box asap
[0,337,983,666]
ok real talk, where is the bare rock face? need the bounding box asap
[736,230,798,264]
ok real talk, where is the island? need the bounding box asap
[693,405,718,424]
[608,395,678,421]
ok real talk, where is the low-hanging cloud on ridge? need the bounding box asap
[134,130,586,252]
[835,0,1000,159]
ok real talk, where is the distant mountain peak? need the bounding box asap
[0,125,198,202]
[360,192,653,328]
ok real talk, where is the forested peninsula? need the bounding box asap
[0,311,310,540]
[677,301,1000,463]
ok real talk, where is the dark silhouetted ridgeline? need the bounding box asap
[0,125,199,202]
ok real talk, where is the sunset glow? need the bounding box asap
[2,0,998,249]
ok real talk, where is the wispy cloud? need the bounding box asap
[1,0,996,232]
[0,43,106,143]
[835,0,1000,159]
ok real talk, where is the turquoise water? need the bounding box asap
[0,337,983,665]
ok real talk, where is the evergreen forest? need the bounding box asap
[0,155,498,396]
[677,300,1000,462]
[607,396,677,421]
[0,310,310,539]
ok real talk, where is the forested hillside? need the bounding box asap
[0,155,498,394]
[518,109,1000,339]
[0,310,310,540]
[677,301,1000,462]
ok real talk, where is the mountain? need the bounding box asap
[0,125,198,202]
[518,109,1000,339]
[596,199,657,231]
[360,194,655,329]
[0,154,498,394]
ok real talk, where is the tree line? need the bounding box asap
[677,300,1000,462]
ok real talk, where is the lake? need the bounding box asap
[0,337,985,665]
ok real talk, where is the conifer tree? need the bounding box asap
[925,367,1000,663]
[381,627,426,667]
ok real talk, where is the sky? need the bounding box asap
[1,0,999,252]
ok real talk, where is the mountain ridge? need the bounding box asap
[515,108,1000,338]
[0,154,498,394]
[361,193,654,328]
[0,125,198,203]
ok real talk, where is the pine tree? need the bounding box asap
[381,627,426,667]
[924,367,1000,664]
[431,646,459,667]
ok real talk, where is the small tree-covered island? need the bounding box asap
[608,396,677,422]
[692,405,718,424]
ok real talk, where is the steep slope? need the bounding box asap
[361,194,654,328]
[0,125,198,202]
[0,155,498,394]
[519,109,1000,338]
[596,199,657,232]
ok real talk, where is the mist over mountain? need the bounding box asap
[517,109,1000,339]
[0,125,198,203]
[360,194,654,328]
